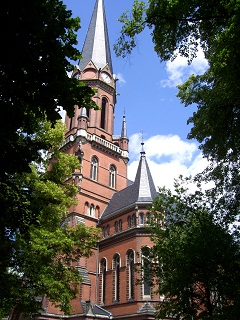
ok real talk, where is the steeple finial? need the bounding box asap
[79,0,113,73]
[140,131,146,156]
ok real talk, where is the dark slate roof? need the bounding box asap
[78,0,113,73]
[100,152,157,219]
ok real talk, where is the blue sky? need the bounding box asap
[63,0,209,190]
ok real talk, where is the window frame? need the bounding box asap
[100,258,107,304]
[90,156,98,181]
[113,254,120,302]
[127,250,135,300]
[109,164,116,189]
[100,97,107,130]
[139,212,144,225]
[141,247,152,298]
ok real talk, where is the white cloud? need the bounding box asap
[129,133,197,163]
[144,135,197,163]
[160,49,209,88]
[116,72,126,86]
[128,133,209,191]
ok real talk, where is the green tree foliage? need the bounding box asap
[145,179,240,319]
[115,0,240,162]
[0,121,100,317]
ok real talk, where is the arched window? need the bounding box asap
[95,205,100,217]
[146,212,151,224]
[139,212,144,225]
[109,165,116,188]
[127,216,132,228]
[90,156,98,181]
[84,202,89,215]
[114,221,118,233]
[100,258,107,304]
[100,98,107,130]
[106,224,110,236]
[89,204,95,217]
[132,214,136,227]
[142,247,151,297]
[127,250,135,300]
[113,254,120,302]
[119,219,122,231]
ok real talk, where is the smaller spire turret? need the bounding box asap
[77,107,89,131]
[121,115,127,138]
[120,115,129,152]
[79,107,88,118]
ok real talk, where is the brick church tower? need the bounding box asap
[41,1,159,319]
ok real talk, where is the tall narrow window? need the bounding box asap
[100,98,107,129]
[84,202,89,215]
[132,214,136,227]
[89,204,95,217]
[109,165,116,188]
[127,250,135,300]
[114,221,118,233]
[139,212,144,225]
[101,258,107,304]
[127,216,132,228]
[96,206,100,217]
[146,212,151,224]
[90,156,98,181]
[113,254,120,302]
[119,219,122,231]
[142,247,151,297]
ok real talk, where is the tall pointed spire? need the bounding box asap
[79,0,113,73]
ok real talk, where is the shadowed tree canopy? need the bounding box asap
[145,179,240,319]
[0,0,96,176]
[0,1,99,316]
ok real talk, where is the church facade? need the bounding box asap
[40,1,159,319]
